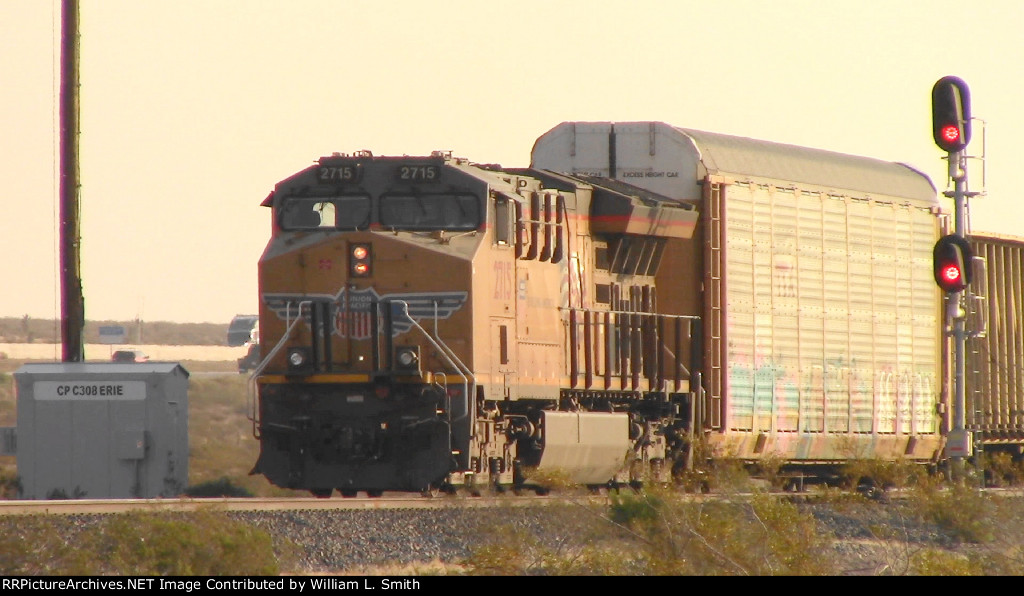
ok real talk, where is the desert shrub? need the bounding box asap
[840,456,927,493]
[186,375,285,496]
[909,548,984,575]
[633,490,836,575]
[467,486,836,576]
[464,503,636,576]
[45,486,88,499]
[702,458,754,493]
[908,477,996,543]
[0,373,14,425]
[184,476,253,497]
[981,451,1024,487]
[84,510,279,575]
[0,467,20,499]
[752,451,788,490]
[609,491,665,526]
[514,465,579,495]
[0,511,281,575]
[0,516,94,575]
[673,438,754,494]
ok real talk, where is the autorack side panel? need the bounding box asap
[714,180,943,460]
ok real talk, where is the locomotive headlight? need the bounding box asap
[287,347,312,373]
[395,346,420,371]
[349,243,372,277]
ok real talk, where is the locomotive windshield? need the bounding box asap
[279,195,370,230]
[379,193,479,231]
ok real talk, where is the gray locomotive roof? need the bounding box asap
[676,126,938,205]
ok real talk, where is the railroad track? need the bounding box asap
[0,493,565,516]
[3,484,1019,517]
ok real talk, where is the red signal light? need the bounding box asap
[941,125,961,144]
[941,264,962,284]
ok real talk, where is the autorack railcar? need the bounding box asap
[532,122,949,466]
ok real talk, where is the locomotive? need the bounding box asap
[248,148,700,496]
[249,122,979,497]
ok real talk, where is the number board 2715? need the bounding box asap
[317,164,363,184]
[396,165,441,182]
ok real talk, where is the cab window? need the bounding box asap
[279,196,370,230]
[379,193,479,231]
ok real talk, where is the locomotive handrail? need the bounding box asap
[394,300,474,425]
[247,300,313,438]
[428,299,474,383]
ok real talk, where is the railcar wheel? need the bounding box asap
[367,490,383,498]
[311,488,333,499]
[340,490,358,498]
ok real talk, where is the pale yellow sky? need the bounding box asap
[1,0,1020,323]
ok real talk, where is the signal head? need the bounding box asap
[933,234,973,293]
[931,76,971,153]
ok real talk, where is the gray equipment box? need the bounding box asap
[14,362,189,499]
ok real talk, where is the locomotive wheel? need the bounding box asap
[311,488,333,499]
[367,490,384,498]
[339,490,358,498]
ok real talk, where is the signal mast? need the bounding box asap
[931,76,973,470]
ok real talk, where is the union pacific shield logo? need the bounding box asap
[263,287,468,340]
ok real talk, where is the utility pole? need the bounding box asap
[60,0,85,361]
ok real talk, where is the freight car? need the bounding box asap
[249,123,953,497]
[965,233,1024,454]
[532,122,947,468]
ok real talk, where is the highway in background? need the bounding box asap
[0,343,247,362]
